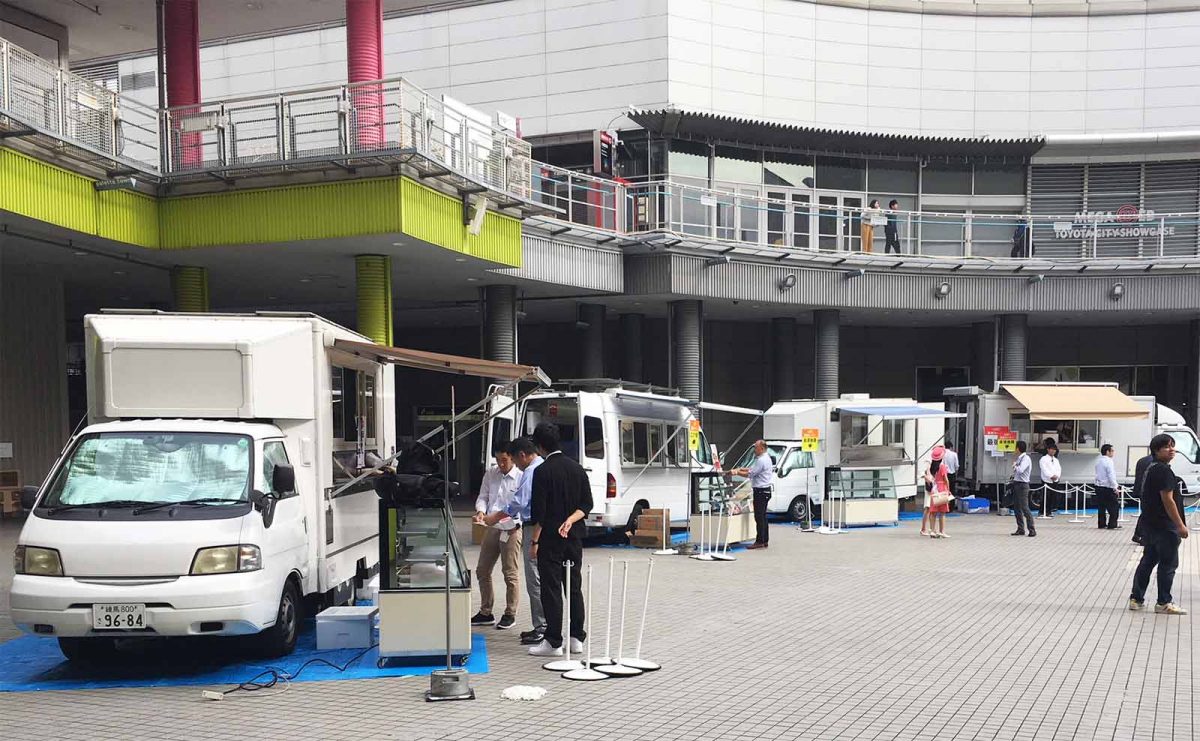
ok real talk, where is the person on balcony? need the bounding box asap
[885,200,902,254]
[862,200,884,253]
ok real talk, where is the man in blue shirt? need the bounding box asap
[484,437,545,644]
[735,440,775,550]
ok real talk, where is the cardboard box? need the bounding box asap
[0,471,18,489]
[629,533,666,549]
[634,514,666,533]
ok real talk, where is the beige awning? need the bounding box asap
[1000,383,1148,420]
[333,340,550,386]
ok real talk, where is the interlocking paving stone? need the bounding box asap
[0,513,1195,740]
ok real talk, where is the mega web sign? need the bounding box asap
[1053,205,1175,240]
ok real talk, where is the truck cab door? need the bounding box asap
[260,440,312,588]
[482,387,517,466]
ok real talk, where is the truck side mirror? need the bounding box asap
[19,485,38,510]
[272,463,296,495]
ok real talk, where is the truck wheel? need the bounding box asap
[256,579,301,658]
[57,637,119,664]
[787,496,809,522]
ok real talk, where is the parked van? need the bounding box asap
[486,380,716,530]
[945,382,1200,498]
[730,396,956,524]
[10,312,395,663]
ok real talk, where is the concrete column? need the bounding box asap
[164,0,201,168]
[671,300,702,402]
[621,313,644,382]
[813,309,840,400]
[999,314,1028,383]
[971,321,996,392]
[355,255,393,345]
[170,265,209,312]
[579,303,606,378]
[481,285,516,364]
[772,317,797,401]
[1189,319,1200,430]
[346,0,384,149]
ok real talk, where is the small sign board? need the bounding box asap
[801,428,820,452]
[997,431,1018,453]
[688,430,701,451]
[689,418,701,433]
[983,426,1008,452]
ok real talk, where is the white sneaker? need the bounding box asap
[527,639,562,657]
[570,638,585,654]
[1154,602,1188,615]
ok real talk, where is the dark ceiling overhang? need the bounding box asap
[629,108,1046,163]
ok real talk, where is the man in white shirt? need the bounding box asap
[1038,438,1063,518]
[1094,443,1121,530]
[943,441,960,496]
[470,447,523,630]
[1011,439,1036,537]
[735,440,776,550]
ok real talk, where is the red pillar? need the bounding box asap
[164,0,202,168]
[346,0,384,150]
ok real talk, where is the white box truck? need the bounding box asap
[729,395,958,524]
[484,380,722,530]
[10,312,396,663]
[945,382,1200,499]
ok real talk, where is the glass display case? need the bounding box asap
[688,472,756,547]
[824,466,899,526]
[377,502,472,662]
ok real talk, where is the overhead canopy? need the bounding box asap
[628,108,1045,162]
[838,405,966,419]
[333,340,550,386]
[697,401,763,416]
[1000,383,1147,420]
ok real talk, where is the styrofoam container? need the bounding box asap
[316,605,378,650]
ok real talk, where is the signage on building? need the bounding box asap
[688,430,700,451]
[593,129,617,178]
[983,426,1008,452]
[997,430,1018,453]
[1053,205,1175,240]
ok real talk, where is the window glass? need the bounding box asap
[1080,366,1133,395]
[621,421,635,464]
[817,156,865,191]
[883,420,906,446]
[694,430,713,466]
[868,161,919,194]
[363,373,376,441]
[841,415,869,446]
[779,448,813,477]
[1075,420,1100,450]
[764,152,814,187]
[491,419,513,452]
[331,366,344,439]
[733,444,786,470]
[714,145,762,184]
[633,422,649,464]
[1173,432,1200,464]
[583,416,604,459]
[668,139,709,179]
[923,164,972,194]
[43,433,251,507]
[974,165,1025,195]
[262,441,295,497]
[648,423,664,464]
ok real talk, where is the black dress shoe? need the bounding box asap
[1011,531,1026,536]
[1108,525,1123,530]
[1028,531,1037,537]
[520,631,544,645]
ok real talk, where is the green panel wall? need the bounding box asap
[97,190,160,248]
[400,178,521,267]
[159,178,404,249]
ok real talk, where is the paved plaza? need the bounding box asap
[0,512,1196,741]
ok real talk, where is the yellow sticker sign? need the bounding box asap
[689,418,701,433]
[801,428,820,452]
[997,431,1018,453]
[688,430,701,451]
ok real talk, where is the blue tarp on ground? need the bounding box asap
[0,625,488,693]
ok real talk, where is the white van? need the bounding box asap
[487,381,715,530]
[10,312,394,663]
[730,396,955,522]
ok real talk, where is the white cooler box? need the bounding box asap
[316,605,378,650]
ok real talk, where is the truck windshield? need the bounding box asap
[522,398,581,460]
[733,444,787,470]
[1173,431,1200,464]
[40,432,252,509]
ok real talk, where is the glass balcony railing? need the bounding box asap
[2,33,1199,262]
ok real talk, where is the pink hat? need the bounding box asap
[931,445,946,461]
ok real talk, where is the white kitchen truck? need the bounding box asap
[10,312,396,663]
[944,382,1200,499]
[730,395,958,524]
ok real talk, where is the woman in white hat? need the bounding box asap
[926,445,953,538]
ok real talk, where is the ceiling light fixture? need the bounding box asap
[778,273,797,292]
[1109,282,1125,301]
[1027,274,1045,284]
[934,281,951,300]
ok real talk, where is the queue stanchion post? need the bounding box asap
[1036,485,1053,520]
[543,560,584,672]
[563,565,608,681]
[1069,484,1086,523]
[711,493,736,562]
[589,557,614,667]
[596,561,642,677]
[619,559,661,671]
[1118,485,1129,524]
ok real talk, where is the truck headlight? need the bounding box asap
[190,545,262,575]
[15,546,64,576]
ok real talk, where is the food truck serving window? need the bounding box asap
[1032,418,1100,451]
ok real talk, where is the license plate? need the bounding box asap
[92,603,146,630]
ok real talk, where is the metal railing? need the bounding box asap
[3,32,1200,263]
[0,38,160,172]
[159,76,532,199]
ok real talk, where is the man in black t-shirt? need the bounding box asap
[1128,434,1189,615]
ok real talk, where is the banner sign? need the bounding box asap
[801,428,820,452]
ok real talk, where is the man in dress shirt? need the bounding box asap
[470,447,523,630]
[483,437,546,644]
[943,441,960,497]
[1011,439,1036,537]
[1094,444,1121,530]
[735,440,776,550]
[1038,438,1063,517]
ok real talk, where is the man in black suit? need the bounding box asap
[526,422,594,657]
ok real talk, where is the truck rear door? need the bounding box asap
[482,386,517,464]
